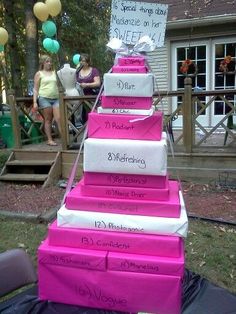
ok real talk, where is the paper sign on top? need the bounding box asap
[103,73,154,97]
[110,0,168,47]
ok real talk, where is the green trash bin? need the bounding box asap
[0,124,14,148]
[24,121,43,144]
[0,114,26,148]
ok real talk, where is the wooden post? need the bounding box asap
[183,77,193,153]
[59,87,67,150]
[7,89,22,149]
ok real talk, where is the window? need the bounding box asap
[214,42,236,115]
[176,45,207,115]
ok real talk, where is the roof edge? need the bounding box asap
[167,15,236,29]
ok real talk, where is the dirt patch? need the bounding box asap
[0,182,63,215]
[0,181,235,224]
[182,182,236,223]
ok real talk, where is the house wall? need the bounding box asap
[147,45,170,113]
[148,21,236,116]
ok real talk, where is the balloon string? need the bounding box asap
[61,74,107,206]
[146,56,183,192]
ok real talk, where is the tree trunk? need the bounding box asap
[25,0,38,96]
[3,0,22,96]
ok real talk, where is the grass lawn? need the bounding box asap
[0,217,235,295]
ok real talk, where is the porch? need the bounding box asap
[1,78,235,184]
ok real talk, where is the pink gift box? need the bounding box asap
[112,65,147,73]
[88,111,163,141]
[38,240,182,313]
[80,178,169,201]
[83,172,168,188]
[118,56,145,66]
[108,248,185,277]
[65,180,180,218]
[48,220,183,257]
[38,239,106,271]
[101,95,152,109]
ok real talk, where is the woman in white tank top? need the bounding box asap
[33,54,61,146]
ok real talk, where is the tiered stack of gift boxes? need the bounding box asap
[38,56,188,314]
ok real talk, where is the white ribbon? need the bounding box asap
[106,35,156,56]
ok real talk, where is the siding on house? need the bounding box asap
[140,0,236,116]
[148,46,170,113]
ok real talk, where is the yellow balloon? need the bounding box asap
[33,2,49,22]
[0,27,8,45]
[45,0,62,17]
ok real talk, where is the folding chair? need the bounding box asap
[0,248,37,298]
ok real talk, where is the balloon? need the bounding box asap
[43,37,53,51]
[42,21,57,37]
[0,27,8,45]
[73,54,80,65]
[33,2,49,22]
[51,40,60,53]
[0,44,4,52]
[45,0,62,17]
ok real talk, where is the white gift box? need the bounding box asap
[57,192,188,238]
[103,73,154,97]
[83,137,167,176]
[97,106,154,116]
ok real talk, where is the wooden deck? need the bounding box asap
[15,132,236,184]
[3,84,236,184]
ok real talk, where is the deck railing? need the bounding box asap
[6,78,236,153]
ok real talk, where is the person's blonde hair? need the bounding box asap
[39,54,53,70]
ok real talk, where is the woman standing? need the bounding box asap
[33,54,61,146]
[76,53,101,95]
[76,53,101,123]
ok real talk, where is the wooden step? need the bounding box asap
[0,173,48,182]
[6,160,54,166]
[0,150,62,187]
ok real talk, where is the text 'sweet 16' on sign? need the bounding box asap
[110,0,168,47]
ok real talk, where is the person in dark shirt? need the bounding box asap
[76,53,101,95]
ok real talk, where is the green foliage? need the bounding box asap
[57,0,114,74]
[1,0,115,96]
[0,150,10,170]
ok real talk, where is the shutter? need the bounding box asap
[147,47,169,113]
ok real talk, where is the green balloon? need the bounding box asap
[42,21,57,37]
[43,37,53,51]
[0,44,4,52]
[51,40,60,53]
[73,54,80,65]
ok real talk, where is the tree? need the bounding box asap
[25,0,38,95]
[0,0,113,97]
[3,0,22,96]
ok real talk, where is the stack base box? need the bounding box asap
[38,239,183,314]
